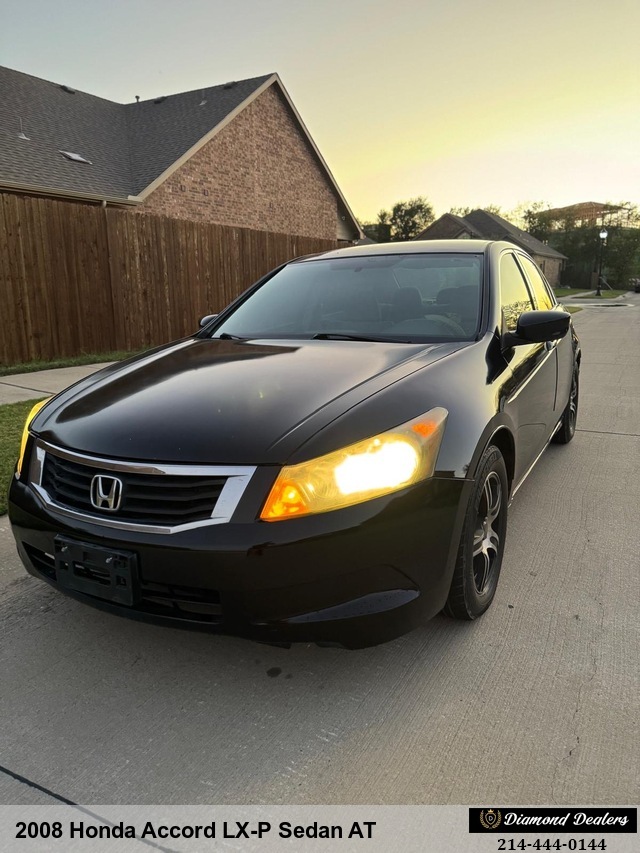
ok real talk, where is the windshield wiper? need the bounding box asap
[216,332,248,341]
[312,332,412,343]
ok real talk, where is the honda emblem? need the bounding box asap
[90,475,123,512]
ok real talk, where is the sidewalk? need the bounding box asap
[0,363,112,405]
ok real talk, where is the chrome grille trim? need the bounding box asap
[29,439,256,534]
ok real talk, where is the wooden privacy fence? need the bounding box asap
[0,193,340,365]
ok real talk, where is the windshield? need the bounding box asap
[210,253,483,343]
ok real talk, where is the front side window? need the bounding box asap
[518,255,555,311]
[210,253,484,343]
[500,253,534,332]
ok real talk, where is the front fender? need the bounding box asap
[293,336,510,483]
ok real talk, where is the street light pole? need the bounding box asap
[596,228,608,297]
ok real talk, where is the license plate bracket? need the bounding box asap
[54,536,138,606]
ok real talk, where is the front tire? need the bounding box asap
[444,445,508,620]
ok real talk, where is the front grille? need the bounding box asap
[139,581,223,622]
[24,544,56,580]
[41,452,228,526]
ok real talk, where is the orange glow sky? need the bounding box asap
[2,0,639,221]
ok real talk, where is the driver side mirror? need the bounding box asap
[503,310,570,348]
[199,314,218,328]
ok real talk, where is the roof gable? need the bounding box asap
[415,213,484,240]
[125,75,272,195]
[464,209,566,259]
[415,209,566,259]
[0,66,361,237]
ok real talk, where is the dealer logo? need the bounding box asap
[479,809,502,830]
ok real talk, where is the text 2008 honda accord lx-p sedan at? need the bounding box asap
[9,240,580,648]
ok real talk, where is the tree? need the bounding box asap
[377,197,434,242]
[360,220,376,240]
[604,206,640,287]
[520,202,554,239]
[522,201,640,288]
[360,212,391,242]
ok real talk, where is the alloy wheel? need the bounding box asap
[472,471,503,594]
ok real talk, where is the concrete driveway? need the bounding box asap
[1,303,638,806]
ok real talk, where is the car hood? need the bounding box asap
[33,337,460,464]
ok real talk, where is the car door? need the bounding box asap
[516,253,573,418]
[499,251,558,482]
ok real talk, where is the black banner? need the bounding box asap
[469,808,637,833]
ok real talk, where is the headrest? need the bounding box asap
[393,287,424,318]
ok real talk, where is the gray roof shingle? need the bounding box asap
[0,66,132,197]
[417,209,566,260]
[0,66,272,199]
[464,209,567,260]
[415,213,484,240]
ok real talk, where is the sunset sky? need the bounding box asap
[2,0,638,222]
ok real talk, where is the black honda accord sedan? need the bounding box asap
[9,240,580,648]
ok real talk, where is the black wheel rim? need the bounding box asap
[472,471,503,594]
[568,371,578,433]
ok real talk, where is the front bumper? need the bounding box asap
[8,473,471,648]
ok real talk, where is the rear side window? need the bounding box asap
[500,253,534,332]
[518,255,555,310]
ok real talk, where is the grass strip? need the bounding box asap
[0,349,145,377]
[581,289,628,299]
[553,287,584,298]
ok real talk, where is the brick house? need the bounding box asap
[0,66,361,242]
[415,209,566,287]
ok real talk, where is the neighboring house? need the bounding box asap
[0,66,361,242]
[414,212,485,241]
[416,209,567,286]
[542,201,635,229]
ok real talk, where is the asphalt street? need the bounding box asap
[1,302,638,806]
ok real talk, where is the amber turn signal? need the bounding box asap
[16,398,51,477]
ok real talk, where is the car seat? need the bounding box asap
[392,287,425,321]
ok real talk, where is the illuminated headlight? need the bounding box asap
[260,407,447,520]
[16,398,51,478]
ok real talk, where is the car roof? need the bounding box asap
[311,239,495,261]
